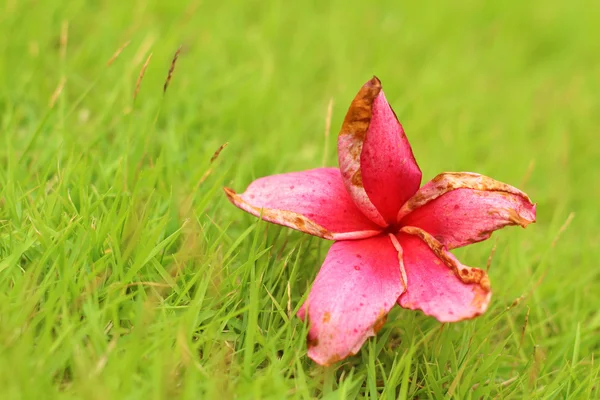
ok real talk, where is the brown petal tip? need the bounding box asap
[222,186,335,240]
[339,77,382,138]
[508,207,535,228]
[223,187,237,200]
[367,75,382,88]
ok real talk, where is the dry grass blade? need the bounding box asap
[90,339,118,377]
[551,212,575,248]
[508,270,547,309]
[106,40,131,66]
[324,97,334,139]
[486,241,497,272]
[163,45,182,93]
[210,142,229,163]
[134,52,153,100]
[520,306,530,348]
[60,20,68,60]
[521,159,535,187]
[119,282,173,289]
[287,281,292,317]
[131,34,156,65]
[198,168,212,186]
[322,97,334,166]
[471,376,518,390]
[49,77,66,108]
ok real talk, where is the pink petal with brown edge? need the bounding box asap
[396,228,491,322]
[298,235,404,366]
[397,172,536,249]
[360,86,422,224]
[224,168,383,240]
[338,78,388,227]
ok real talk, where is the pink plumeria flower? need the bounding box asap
[224,77,536,366]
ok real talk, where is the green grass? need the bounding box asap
[1,0,599,398]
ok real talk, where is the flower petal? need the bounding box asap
[338,77,422,225]
[224,167,382,240]
[298,235,404,365]
[396,227,491,322]
[398,172,536,249]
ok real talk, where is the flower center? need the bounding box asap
[383,222,402,235]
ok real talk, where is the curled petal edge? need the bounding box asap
[224,188,382,240]
[397,172,536,226]
[337,76,388,227]
[399,225,491,315]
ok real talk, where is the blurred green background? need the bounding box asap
[0,0,598,398]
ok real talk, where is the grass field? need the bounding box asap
[1,0,599,398]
